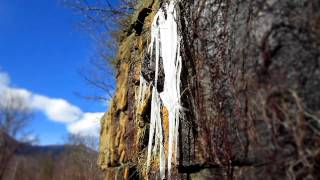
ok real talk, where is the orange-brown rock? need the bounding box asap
[97,0,159,179]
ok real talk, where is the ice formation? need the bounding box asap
[139,1,182,179]
[137,76,148,109]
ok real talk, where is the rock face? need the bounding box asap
[98,0,320,179]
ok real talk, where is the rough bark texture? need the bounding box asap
[98,0,320,179]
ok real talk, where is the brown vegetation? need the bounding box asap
[0,133,103,180]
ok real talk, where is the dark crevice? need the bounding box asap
[177,164,222,174]
[128,166,139,180]
[133,8,152,35]
[177,159,264,174]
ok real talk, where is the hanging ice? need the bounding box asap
[158,2,181,177]
[138,1,182,179]
[137,76,148,109]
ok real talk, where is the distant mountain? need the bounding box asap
[0,131,103,180]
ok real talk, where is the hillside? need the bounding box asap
[0,131,103,180]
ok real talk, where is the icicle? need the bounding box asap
[145,7,165,179]
[146,88,156,169]
[143,1,182,179]
[158,2,182,177]
[137,76,148,109]
[145,64,165,179]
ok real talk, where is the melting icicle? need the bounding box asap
[140,1,182,179]
[145,8,165,179]
[158,2,182,177]
[146,88,165,179]
[137,76,148,109]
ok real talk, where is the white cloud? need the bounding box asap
[0,71,10,89]
[0,88,31,110]
[67,112,104,137]
[20,134,39,145]
[31,95,82,123]
[0,72,32,109]
[0,70,104,137]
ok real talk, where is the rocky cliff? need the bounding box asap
[98,0,320,179]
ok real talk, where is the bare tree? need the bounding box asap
[64,0,138,102]
[65,133,99,150]
[76,58,115,102]
[59,133,103,180]
[0,92,33,140]
[0,91,35,178]
[0,129,20,179]
[64,0,137,63]
[63,0,136,30]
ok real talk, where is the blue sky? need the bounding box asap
[0,0,113,145]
